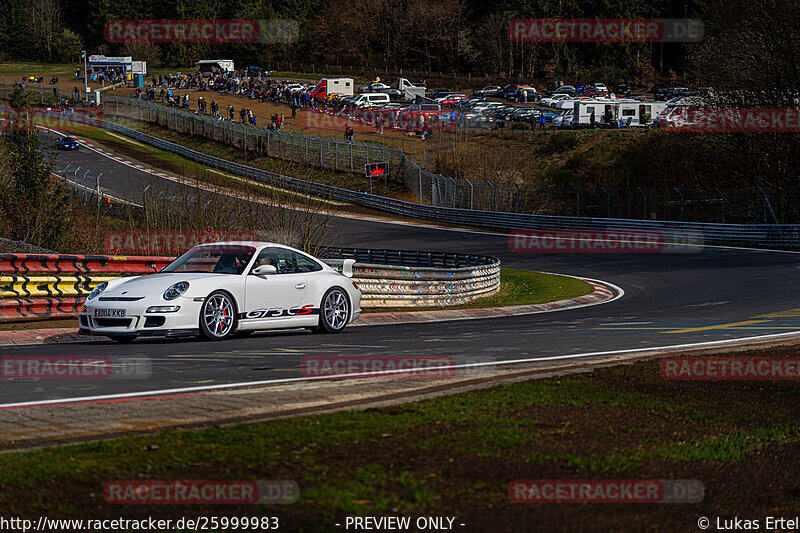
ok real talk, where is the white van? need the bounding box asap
[352,93,391,107]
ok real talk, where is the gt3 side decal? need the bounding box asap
[240,305,318,320]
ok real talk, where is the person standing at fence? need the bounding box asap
[228,105,235,121]
[539,113,546,131]
[291,102,297,119]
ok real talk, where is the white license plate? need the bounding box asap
[94,308,126,318]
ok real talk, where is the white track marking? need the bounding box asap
[3,329,800,409]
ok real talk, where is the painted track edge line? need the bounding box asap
[3,329,799,409]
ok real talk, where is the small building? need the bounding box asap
[88,55,144,75]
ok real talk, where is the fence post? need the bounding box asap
[602,187,611,218]
[716,188,727,223]
[571,185,581,216]
[513,183,520,213]
[320,137,323,167]
[466,179,474,210]
[638,187,647,219]
[541,185,550,215]
[674,187,684,221]
[350,143,353,173]
[488,181,496,211]
[418,167,423,204]
[335,142,339,171]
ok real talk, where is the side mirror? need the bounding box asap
[252,264,277,275]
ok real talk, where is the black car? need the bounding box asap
[615,84,631,97]
[428,90,453,99]
[512,108,538,122]
[546,85,576,96]
[651,84,669,100]
[379,88,404,101]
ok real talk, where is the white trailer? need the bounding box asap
[600,101,667,128]
[195,59,235,76]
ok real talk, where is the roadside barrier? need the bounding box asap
[323,248,501,308]
[0,249,501,321]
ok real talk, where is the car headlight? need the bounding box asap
[163,281,189,301]
[87,281,108,300]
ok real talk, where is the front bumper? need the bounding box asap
[81,296,202,337]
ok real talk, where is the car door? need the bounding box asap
[242,247,308,328]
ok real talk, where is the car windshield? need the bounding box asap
[62,137,75,142]
[161,244,256,274]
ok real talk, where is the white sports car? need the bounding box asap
[79,242,362,342]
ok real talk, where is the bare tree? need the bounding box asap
[23,0,61,61]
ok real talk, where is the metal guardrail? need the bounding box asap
[0,250,501,320]
[323,248,501,307]
[15,107,800,246]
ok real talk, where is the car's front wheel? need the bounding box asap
[312,287,350,334]
[200,291,237,340]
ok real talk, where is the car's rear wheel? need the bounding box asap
[200,291,237,340]
[312,287,350,334]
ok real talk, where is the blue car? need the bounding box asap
[57,137,80,150]
[538,111,559,123]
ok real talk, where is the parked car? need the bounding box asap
[428,90,453,99]
[474,85,501,97]
[440,94,467,106]
[512,108,538,122]
[651,84,670,100]
[379,88,404,101]
[592,82,609,92]
[358,82,390,93]
[507,85,538,102]
[56,136,80,150]
[615,84,632,97]
[540,94,570,107]
[546,85,576,96]
[576,90,609,99]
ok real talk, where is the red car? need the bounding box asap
[440,94,466,107]
[577,91,609,99]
